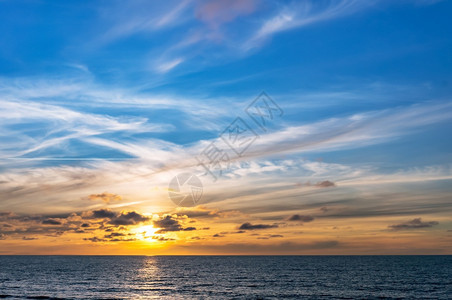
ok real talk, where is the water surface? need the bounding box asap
[0,256,451,299]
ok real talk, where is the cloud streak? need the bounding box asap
[388,218,439,231]
[244,0,373,50]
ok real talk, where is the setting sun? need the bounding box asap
[133,225,160,241]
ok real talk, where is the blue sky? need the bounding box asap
[1,0,451,166]
[0,0,451,254]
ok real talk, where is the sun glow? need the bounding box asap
[133,225,160,241]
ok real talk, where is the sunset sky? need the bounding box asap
[0,0,451,255]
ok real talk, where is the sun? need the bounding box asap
[132,225,160,241]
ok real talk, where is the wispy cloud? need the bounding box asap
[244,0,373,51]
[195,0,259,28]
[98,0,193,44]
[155,57,185,73]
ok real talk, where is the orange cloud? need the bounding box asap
[88,192,122,203]
[196,0,258,28]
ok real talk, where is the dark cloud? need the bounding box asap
[88,192,122,203]
[109,238,137,242]
[109,211,150,226]
[84,237,105,242]
[259,215,286,221]
[44,231,64,237]
[388,218,439,231]
[104,232,126,239]
[287,215,314,222]
[0,209,152,240]
[152,236,175,241]
[85,209,150,226]
[42,219,62,225]
[320,207,329,213]
[213,233,225,238]
[296,181,336,188]
[175,207,220,218]
[154,215,196,233]
[315,181,336,188]
[258,234,284,239]
[239,222,278,230]
[90,209,117,219]
[0,208,162,243]
[85,232,137,243]
[154,215,182,232]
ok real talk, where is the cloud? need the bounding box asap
[156,0,193,28]
[109,211,150,226]
[84,237,106,243]
[174,206,221,218]
[287,215,314,222]
[0,208,178,243]
[244,0,372,50]
[155,58,184,73]
[89,209,118,220]
[224,101,452,165]
[98,0,193,44]
[153,215,196,232]
[388,218,439,231]
[84,209,150,226]
[238,222,278,230]
[153,215,182,231]
[320,207,329,213]
[88,192,123,203]
[42,219,62,225]
[315,181,336,188]
[196,0,258,28]
[1,77,452,226]
[104,232,126,239]
[0,212,85,239]
[257,234,284,240]
[295,180,336,188]
[152,236,176,241]
[269,234,283,238]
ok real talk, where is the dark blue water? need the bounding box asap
[0,256,451,299]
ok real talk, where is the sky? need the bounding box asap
[0,0,451,255]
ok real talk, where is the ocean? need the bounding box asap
[0,256,451,299]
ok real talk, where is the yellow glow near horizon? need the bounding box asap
[132,225,160,241]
